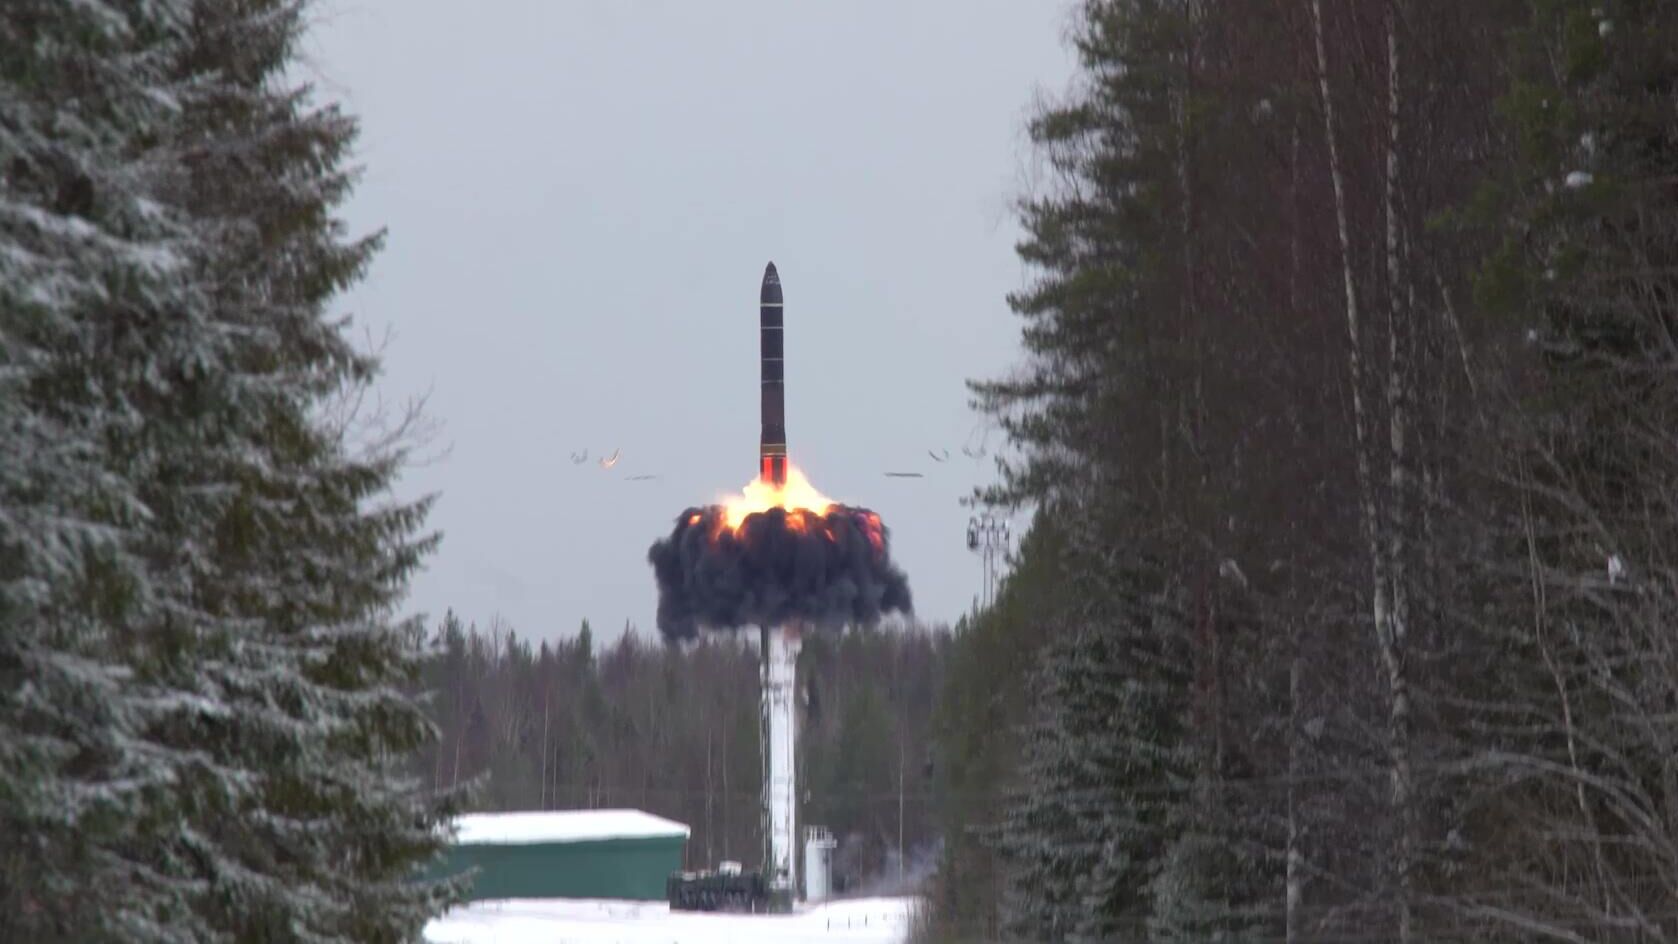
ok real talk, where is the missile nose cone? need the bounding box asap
[761,261,782,304]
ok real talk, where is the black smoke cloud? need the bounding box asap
[648,504,912,641]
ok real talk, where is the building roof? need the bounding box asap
[451,809,691,846]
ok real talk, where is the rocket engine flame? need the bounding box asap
[649,465,910,641]
[721,465,833,530]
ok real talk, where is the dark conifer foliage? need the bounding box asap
[931,0,1678,941]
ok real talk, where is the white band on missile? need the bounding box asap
[760,303,783,308]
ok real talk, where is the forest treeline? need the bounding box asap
[927,1,1678,942]
[415,614,948,894]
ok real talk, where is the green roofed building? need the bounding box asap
[439,809,690,902]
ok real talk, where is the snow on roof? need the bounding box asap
[451,809,690,846]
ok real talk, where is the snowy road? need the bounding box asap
[424,896,918,944]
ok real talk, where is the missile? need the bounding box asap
[760,261,787,487]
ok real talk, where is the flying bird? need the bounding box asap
[570,449,589,465]
[928,448,949,462]
[599,448,621,470]
[884,472,924,478]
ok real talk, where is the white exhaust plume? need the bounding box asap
[761,624,800,896]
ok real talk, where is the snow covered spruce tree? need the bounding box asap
[994,560,1192,943]
[2,1,458,940]
[126,1,462,939]
[0,3,239,938]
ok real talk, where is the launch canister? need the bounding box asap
[760,262,787,486]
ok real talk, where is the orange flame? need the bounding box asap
[720,464,835,531]
[690,464,887,557]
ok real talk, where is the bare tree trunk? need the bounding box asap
[1285,116,1305,944]
[540,687,550,809]
[1382,4,1417,939]
[1287,635,1305,944]
[1178,0,1227,784]
[1312,1,1405,937]
[706,727,715,868]
[434,717,445,794]
[1310,0,1382,604]
[451,726,462,791]
[722,723,730,860]
[899,735,906,883]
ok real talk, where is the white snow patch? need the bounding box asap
[1217,558,1249,587]
[424,896,918,944]
[452,809,690,846]
[1565,171,1594,189]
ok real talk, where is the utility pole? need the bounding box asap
[966,514,1010,610]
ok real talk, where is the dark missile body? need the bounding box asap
[760,262,787,487]
[645,261,914,641]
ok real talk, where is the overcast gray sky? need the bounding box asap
[305,1,1077,644]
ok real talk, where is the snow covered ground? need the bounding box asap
[424,895,918,944]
